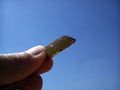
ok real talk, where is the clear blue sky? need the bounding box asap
[0,0,120,90]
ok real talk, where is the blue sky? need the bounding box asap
[0,0,120,90]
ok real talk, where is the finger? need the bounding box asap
[0,75,43,90]
[0,46,46,86]
[16,74,42,90]
[35,56,53,74]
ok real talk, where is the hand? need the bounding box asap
[0,46,53,90]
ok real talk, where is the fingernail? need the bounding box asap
[26,46,45,56]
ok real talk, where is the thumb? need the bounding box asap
[0,46,46,86]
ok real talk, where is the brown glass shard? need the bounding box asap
[45,35,76,57]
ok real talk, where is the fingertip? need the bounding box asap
[25,45,46,56]
[25,45,47,66]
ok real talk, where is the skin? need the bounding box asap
[0,46,53,90]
